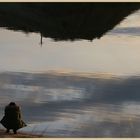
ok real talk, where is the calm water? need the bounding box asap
[0,10,140,137]
[0,72,140,137]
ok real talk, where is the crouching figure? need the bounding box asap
[0,102,27,134]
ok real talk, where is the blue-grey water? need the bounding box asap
[0,72,140,137]
[0,10,140,137]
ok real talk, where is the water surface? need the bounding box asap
[0,9,140,137]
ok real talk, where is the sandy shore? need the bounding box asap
[0,129,43,138]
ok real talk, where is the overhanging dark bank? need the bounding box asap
[0,3,139,41]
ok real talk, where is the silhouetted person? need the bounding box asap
[0,102,26,134]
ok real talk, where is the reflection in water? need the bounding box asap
[0,72,140,137]
[109,27,140,36]
[0,9,139,138]
[2,84,84,102]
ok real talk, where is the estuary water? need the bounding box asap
[0,10,140,137]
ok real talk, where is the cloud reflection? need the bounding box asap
[0,72,140,137]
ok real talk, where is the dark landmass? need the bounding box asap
[0,3,139,41]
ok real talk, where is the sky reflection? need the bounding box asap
[0,7,140,138]
[0,72,140,137]
[0,10,139,75]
